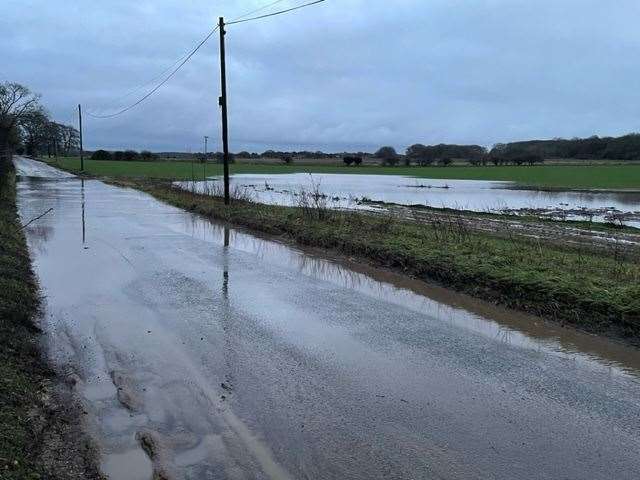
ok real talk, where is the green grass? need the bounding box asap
[0,163,46,479]
[45,157,640,190]
[127,179,640,343]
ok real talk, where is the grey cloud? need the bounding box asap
[3,0,640,152]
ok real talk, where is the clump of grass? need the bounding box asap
[0,162,47,479]
[296,175,333,221]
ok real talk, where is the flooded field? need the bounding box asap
[16,158,640,479]
[182,173,640,226]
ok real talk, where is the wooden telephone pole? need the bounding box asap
[78,104,84,171]
[218,17,230,205]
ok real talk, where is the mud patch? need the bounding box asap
[137,429,178,480]
[33,381,104,479]
[111,370,143,411]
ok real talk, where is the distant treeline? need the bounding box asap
[493,134,640,161]
[92,149,157,161]
[89,133,640,166]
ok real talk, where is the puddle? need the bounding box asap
[101,449,153,480]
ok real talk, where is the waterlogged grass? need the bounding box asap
[45,156,640,190]
[0,164,45,479]
[129,180,640,342]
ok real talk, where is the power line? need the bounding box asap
[227,0,326,25]
[230,0,290,22]
[103,51,192,108]
[86,0,327,119]
[87,25,219,119]
[89,1,294,117]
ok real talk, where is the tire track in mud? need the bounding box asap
[88,269,295,480]
[107,365,293,480]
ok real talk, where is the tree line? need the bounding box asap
[373,134,640,167]
[374,144,543,167]
[0,82,79,166]
[92,149,157,161]
[493,135,640,161]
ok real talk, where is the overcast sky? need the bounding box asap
[3,0,640,153]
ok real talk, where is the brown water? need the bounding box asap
[16,157,640,479]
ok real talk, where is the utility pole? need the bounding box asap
[78,104,84,172]
[218,17,230,205]
[203,135,209,180]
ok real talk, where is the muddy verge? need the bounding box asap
[31,379,105,479]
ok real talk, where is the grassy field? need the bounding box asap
[122,179,640,343]
[45,157,640,190]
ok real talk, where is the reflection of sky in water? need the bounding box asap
[177,214,640,381]
[178,173,640,226]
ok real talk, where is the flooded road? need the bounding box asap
[16,157,640,479]
[182,173,640,226]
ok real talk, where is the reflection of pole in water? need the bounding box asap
[221,224,233,402]
[222,225,230,297]
[81,178,86,246]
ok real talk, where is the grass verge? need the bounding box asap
[0,162,47,479]
[125,179,640,343]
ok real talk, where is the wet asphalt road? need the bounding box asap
[15,157,640,479]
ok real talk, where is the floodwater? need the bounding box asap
[15,157,640,479]
[182,173,640,226]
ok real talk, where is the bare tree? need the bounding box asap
[0,82,42,161]
[21,108,50,156]
[57,123,80,155]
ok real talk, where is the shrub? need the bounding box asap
[438,157,452,166]
[91,149,112,160]
[343,156,362,166]
[140,150,156,160]
[214,152,236,164]
[123,150,139,161]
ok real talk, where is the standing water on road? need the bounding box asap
[179,173,640,227]
[16,158,640,479]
